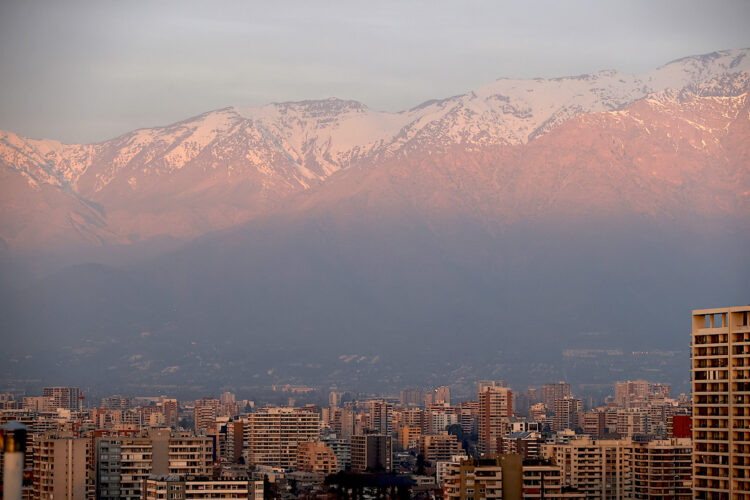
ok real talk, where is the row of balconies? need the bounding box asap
[694,420,729,429]
[695,407,729,417]
[694,443,730,453]
[694,359,729,368]
[695,346,730,357]
[693,334,728,345]
[695,469,730,479]
[694,382,730,392]
[693,371,729,381]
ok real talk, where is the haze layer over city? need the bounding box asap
[1,0,749,402]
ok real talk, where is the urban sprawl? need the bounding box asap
[0,305,748,498]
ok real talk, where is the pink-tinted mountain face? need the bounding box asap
[1,49,749,250]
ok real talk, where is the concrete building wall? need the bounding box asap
[692,305,750,496]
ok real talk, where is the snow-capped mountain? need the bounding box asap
[1,49,749,249]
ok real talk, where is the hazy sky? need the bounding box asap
[1,0,749,143]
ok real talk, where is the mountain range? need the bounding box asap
[1,49,749,397]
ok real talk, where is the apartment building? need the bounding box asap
[350,432,392,473]
[42,387,81,411]
[418,431,462,463]
[543,437,633,499]
[295,440,338,475]
[542,383,572,411]
[553,397,581,432]
[632,438,692,499]
[194,398,220,435]
[245,407,320,469]
[144,474,251,499]
[691,305,750,496]
[443,457,503,499]
[478,386,512,456]
[33,434,94,500]
[96,429,212,500]
[522,459,585,499]
[369,399,393,436]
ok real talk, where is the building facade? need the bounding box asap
[245,407,320,469]
[33,435,94,500]
[350,432,392,473]
[632,438,692,499]
[691,305,750,496]
[478,386,512,456]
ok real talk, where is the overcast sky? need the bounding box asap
[1,0,749,143]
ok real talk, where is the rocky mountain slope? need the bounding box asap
[2,50,750,394]
[1,49,749,250]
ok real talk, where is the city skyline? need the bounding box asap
[1,2,749,496]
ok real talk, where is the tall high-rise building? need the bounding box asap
[552,397,581,432]
[614,380,650,407]
[478,385,512,455]
[330,407,356,439]
[579,410,606,438]
[100,395,131,410]
[614,380,670,408]
[245,407,320,469]
[33,434,94,499]
[400,389,424,407]
[329,391,344,407]
[96,429,212,500]
[425,386,451,406]
[226,419,245,464]
[350,432,393,473]
[159,398,179,428]
[477,380,507,393]
[632,438,692,499]
[541,382,571,410]
[542,437,633,499]
[42,387,82,411]
[219,392,236,405]
[194,398,219,435]
[691,305,750,496]
[369,399,393,435]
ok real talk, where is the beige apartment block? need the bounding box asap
[542,382,572,410]
[33,435,94,500]
[144,474,251,499]
[42,387,82,411]
[419,431,462,463]
[295,440,338,475]
[692,305,750,498]
[542,437,633,499]
[552,397,581,432]
[245,407,320,469]
[96,430,212,500]
[168,433,213,476]
[443,457,504,499]
[443,456,585,499]
[632,438,692,499]
[478,385,512,456]
[194,398,220,435]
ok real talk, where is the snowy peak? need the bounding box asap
[1,49,749,249]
